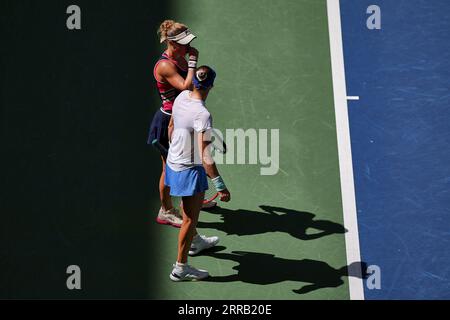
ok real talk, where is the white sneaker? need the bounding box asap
[169,263,209,282]
[202,200,217,210]
[156,207,182,228]
[189,234,220,256]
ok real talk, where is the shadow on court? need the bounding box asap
[198,205,346,240]
[203,247,367,294]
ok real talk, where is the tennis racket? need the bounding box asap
[203,177,219,205]
[210,128,227,154]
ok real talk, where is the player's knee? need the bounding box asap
[183,220,196,232]
[182,215,197,228]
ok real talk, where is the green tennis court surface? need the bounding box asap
[150,0,349,299]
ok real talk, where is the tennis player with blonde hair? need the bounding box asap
[148,20,200,227]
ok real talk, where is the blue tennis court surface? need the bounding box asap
[341,0,450,299]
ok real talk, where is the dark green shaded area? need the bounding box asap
[0,0,167,298]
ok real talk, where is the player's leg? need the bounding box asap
[152,109,182,227]
[170,192,209,281]
[186,170,219,255]
[156,156,182,227]
[177,192,204,263]
[159,156,173,211]
[176,205,218,255]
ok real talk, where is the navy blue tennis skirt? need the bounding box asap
[147,108,171,152]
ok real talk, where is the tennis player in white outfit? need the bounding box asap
[165,66,231,281]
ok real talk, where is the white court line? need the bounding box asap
[327,0,365,300]
[347,96,360,101]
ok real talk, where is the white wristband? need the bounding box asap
[188,60,197,69]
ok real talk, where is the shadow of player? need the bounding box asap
[203,247,367,295]
[199,205,346,240]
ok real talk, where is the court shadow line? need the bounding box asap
[202,246,367,295]
[199,205,347,241]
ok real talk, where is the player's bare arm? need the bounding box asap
[168,116,174,142]
[198,131,230,202]
[157,47,198,91]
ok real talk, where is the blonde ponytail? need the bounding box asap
[158,20,175,43]
[157,20,188,43]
